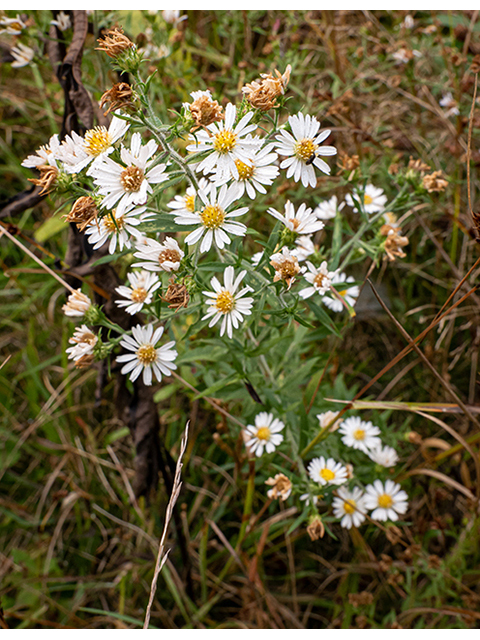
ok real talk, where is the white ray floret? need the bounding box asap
[367,444,399,468]
[364,479,408,522]
[332,486,367,529]
[133,237,184,272]
[267,201,325,235]
[307,456,348,486]
[345,184,387,215]
[313,195,345,220]
[115,271,161,315]
[322,272,360,312]
[84,204,151,254]
[339,416,382,454]
[299,260,337,299]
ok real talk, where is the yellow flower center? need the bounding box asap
[200,204,225,229]
[320,468,335,481]
[294,138,317,162]
[158,249,181,266]
[378,494,393,509]
[131,287,148,303]
[120,166,145,192]
[215,290,235,313]
[213,129,237,153]
[103,211,125,233]
[136,344,157,365]
[364,194,373,205]
[353,429,365,441]
[314,273,326,288]
[184,194,195,212]
[10,21,24,31]
[235,159,255,180]
[338,289,348,297]
[344,499,356,514]
[84,126,112,156]
[256,427,271,441]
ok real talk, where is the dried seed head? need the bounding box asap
[64,196,99,232]
[100,82,134,116]
[270,249,301,290]
[28,164,58,195]
[306,515,325,541]
[190,95,224,129]
[381,227,409,262]
[337,153,360,173]
[408,156,431,173]
[242,64,291,111]
[265,473,292,501]
[96,27,135,58]
[471,54,480,74]
[348,592,374,608]
[422,170,448,193]
[161,279,190,311]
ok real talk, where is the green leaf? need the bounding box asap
[34,215,67,243]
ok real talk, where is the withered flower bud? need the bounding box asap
[307,515,325,541]
[96,27,135,58]
[161,279,190,311]
[100,82,134,116]
[28,164,58,195]
[269,247,301,290]
[337,153,360,173]
[471,54,480,74]
[381,227,409,262]
[408,156,431,173]
[64,196,99,232]
[189,93,224,129]
[422,170,448,193]
[265,473,292,501]
[242,64,291,111]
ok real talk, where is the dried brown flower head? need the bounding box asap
[189,92,224,129]
[408,156,431,173]
[242,64,291,111]
[381,227,409,262]
[348,592,374,608]
[74,353,95,369]
[270,247,301,290]
[422,170,448,192]
[100,82,134,116]
[64,196,99,232]
[471,54,480,74]
[161,279,190,311]
[306,515,325,541]
[28,164,58,195]
[62,289,92,317]
[337,153,360,173]
[96,27,135,58]
[407,430,422,445]
[265,473,292,501]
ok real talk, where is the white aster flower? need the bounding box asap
[202,265,254,339]
[345,184,387,215]
[216,142,279,199]
[339,416,382,453]
[62,289,92,318]
[0,14,26,35]
[66,325,97,362]
[51,11,71,31]
[292,235,316,262]
[367,445,399,468]
[275,111,337,187]
[267,201,324,235]
[88,132,168,215]
[300,492,319,507]
[187,102,260,182]
[133,236,184,273]
[251,251,264,267]
[364,479,408,522]
[307,456,348,486]
[162,10,186,24]
[62,112,130,174]
[116,324,177,386]
[167,178,211,217]
[322,272,360,312]
[439,92,460,117]
[22,134,62,169]
[244,412,285,457]
[313,195,345,220]
[299,260,337,299]
[316,411,341,432]
[332,486,367,529]
[115,270,161,315]
[11,43,35,68]
[84,204,150,254]
[173,183,248,253]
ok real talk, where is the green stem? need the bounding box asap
[31,63,57,134]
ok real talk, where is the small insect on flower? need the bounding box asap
[244,412,285,457]
[116,324,177,386]
[202,266,254,338]
[307,457,348,486]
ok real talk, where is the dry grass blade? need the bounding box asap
[143,422,189,630]
[403,468,476,502]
